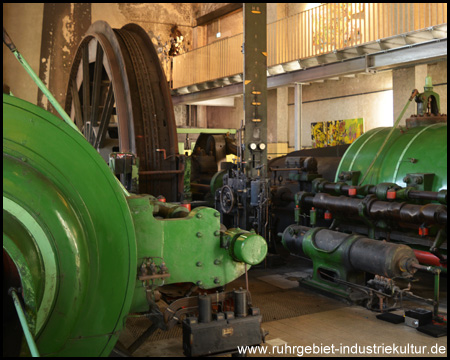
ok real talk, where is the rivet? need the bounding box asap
[196,232,203,238]
[214,230,220,236]
[214,259,221,265]
[214,212,220,217]
[214,278,220,284]
[196,213,203,218]
[196,261,202,267]
[196,281,203,286]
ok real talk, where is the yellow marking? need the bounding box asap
[251,10,261,14]
[252,102,261,106]
[252,119,261,122]
[252,91,261,95]
[245,80,252,85]
[262,52,268,57]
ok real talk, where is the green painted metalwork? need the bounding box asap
[3,93,268,356]
[231,231,268,265]
[3,94,137,356]
[336,123,447,192]
[416,76,440,115]
[128,196,267,312]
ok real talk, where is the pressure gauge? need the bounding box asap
[249,143,257,150]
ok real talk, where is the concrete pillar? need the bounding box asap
[37,4,91,114]
[3,3,44,104]
[197,105,207,128]
[392,64,427,126]
[294,83,302,150]
[276,87,289,144]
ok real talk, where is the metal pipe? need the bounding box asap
[320,182,444,203]
[8,288,40,357]
[139,169,185,175]
[300,193,447,226]
[434,269,440,317]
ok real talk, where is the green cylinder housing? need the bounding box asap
[336,124,447,191]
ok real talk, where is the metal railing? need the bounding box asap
[172,3,447,89]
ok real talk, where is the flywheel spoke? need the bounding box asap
[94,84,114,149]
[82,44,90,128]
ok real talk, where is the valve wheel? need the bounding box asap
[220,185,235,214]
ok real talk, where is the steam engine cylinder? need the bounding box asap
[282,225,419,278]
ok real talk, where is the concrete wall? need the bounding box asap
[206,9,242,45]
[3,3,197,111]
[3,3,44,104]
[206,96,243,129]
[287,71,394,148]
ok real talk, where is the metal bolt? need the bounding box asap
[403,176,410,183]
[196,213,203,219]
[214,211,220,217]
[214,230,220,236]
[196,281,203,286]
[214,259,221,265]
[196,232,203,238]
[414,177,423,184]
[344,174,352,180]
[214,278,220,284]
[196,261,202,267]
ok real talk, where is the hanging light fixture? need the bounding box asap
[216,18,221,38]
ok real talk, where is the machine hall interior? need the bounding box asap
[3,3,448,357]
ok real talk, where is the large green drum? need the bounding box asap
[336,124,447,191]
[3,94,137,356]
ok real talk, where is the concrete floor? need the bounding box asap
[121,258,447,357]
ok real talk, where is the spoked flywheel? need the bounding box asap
[65,21,182,201]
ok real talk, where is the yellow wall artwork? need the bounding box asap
[311,118,364,148]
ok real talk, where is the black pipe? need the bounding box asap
[321,182,444,203]
[233,289,247,318]
[198,295,212,323]
[301,193,446,226]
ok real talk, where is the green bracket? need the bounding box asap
[357,197,376,239]
[128,195,267,312]
[403,173,435,191]
[337,171,361,186]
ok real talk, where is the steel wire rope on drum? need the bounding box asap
[64,21,180,200]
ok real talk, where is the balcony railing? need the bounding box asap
[172,3,447,89]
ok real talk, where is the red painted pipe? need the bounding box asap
[413,250,446,268]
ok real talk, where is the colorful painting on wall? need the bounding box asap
[311,118,364,148]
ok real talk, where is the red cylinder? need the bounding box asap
[180,203,191,211]
[413,249,446,268]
